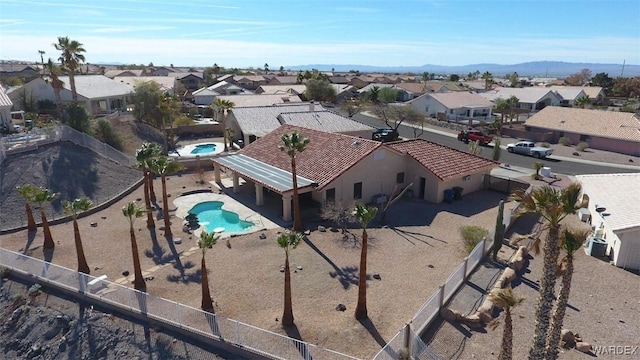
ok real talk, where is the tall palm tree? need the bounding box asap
[277,231,303,326]
[198,230,219,312]
[33,187,60,250]
[135,143,161,229]
[506,96,520,128]
[45,59,65,119]
[158,93,180,153]
[122,201,146,292]
[545,228,589,360]
[279,132,310,232]
[213,98,235,151]
[481,71,494,91]
[148,156,184,238]
[488,285,525,360]
[510,183,582,360]
[62,198,93,274]
[353,203,378,320]
[16,184,38,232]
[54,36,86,104]
[38,50,45,77]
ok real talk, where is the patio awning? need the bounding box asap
[213,154,317,193]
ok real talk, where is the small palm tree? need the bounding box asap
[198,230,219,312]
[574,96,591,109]
[122,201,147,292]
[510,183,582,359]
[488,285,525,360]
[45,59,65,119]
[481,71,494,91]
[54,36,86,104]
[62,198,93,274]
[135,143,162,228]
[148,156,184,237]
[353,203,378,320]
[33,187,60,250]
[16,184,38,231]
[545,228,589,360]
[213,98,235,151]
[279,132,310,232]
[532,161,544,180]
[277,231,303,326]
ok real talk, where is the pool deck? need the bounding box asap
[173,191,280,238]
[169,142,224,159]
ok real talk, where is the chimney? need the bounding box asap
[309,101,315,112]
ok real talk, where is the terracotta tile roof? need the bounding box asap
[427,92,494,109]
[396,82,427,94]
[525,106,640,142]
[240,124,381,189]
[385,139,499,180]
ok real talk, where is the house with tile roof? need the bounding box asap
[550,87,587,107]
[9,75,132,115]
[212,125,498,221]
[523,107,640,156]
[408,92,494,122]
[576,173,640,271]
[479,87,562,111]
[114,76,178,95]
[255,84,307,96]
[104,69,146,78]
[550,86,605,103]
[192,81,247,105]
[0,86,13,129]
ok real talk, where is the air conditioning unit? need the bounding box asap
[372,194,387,204]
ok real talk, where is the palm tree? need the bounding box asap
[45,59,65,119]
[488,285,525,360]
[122,201,146,292]
[574,96,591,109]
[38,50,45,77]
[198,230,219,312]
[481,71,494,91]
[54,36,86,104]
[545,228,589,360]
[506,96,520,127]
[277,231,303,326]
[279,132,310,232]
[532,161,544,180]
[264,63,269,74]
[213,98,235,151]
[33,187,60,250]
[158,93,180,153]
[16,184,38,232]
[353,203,378,320]
[135,143,161,229]
[62,198,93,274]
[510,183,582,360]
[148,156,184,238]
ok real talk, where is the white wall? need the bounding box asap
[612,228,640,271]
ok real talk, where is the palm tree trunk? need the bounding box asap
[41,208,55,250]
[545,257,574,360]
[201,254,214,312]
[25,202,37,231]
[282,251,294,326]
[161,175,172,237]
[223,113,229,152]
[69,72,78,104]
[291,158,303,231]
[529,225,560,359]
[499,311,513,360]
[149,172,157,202]
[130,226,146,292]
[54,88,64,120]
[143,170,154,229]
[355,229,368,320]
[73,219,90,274]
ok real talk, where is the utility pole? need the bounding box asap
[620,59,626,78]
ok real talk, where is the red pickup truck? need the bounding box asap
[457,130,493,146]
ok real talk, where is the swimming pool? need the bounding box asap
[190,143,217,154]
[188,201,254,234]
[169,142,224,158]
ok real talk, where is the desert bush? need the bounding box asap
[492,137,501,161]
[576,142,589,151]
[540,142,551,148]
[93,119,124,150]
[559,137,572,146]
[0,265,9,279]
[460,225,489,253]
[173,115,196,127]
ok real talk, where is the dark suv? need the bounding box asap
[372,128,399,143]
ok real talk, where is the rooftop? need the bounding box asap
[231,103,322,138]
[57,75,133,98]
[576,173,640,231]
[277,111,373,133]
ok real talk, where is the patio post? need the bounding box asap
[213,163,221,183]
[282,194,292,222]
[232,172,240,193]
[255,183,264,206]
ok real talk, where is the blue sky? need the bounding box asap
[1,0,639,68]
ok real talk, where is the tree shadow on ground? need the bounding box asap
[166,264,200,284]
[388,227,448,246]
[164,234,185,276]
[358,318,387,348]
[283,324,312,359]
[22,231,38,254]
[144,230,178,266]
[305,237,368,290]
[49,144,99,208]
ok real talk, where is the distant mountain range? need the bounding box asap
[288,61,640,78]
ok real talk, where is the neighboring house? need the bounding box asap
[480,87,562,111]
[551,86,605,103]
[550,87,588,107]
[255,84,307,96]
[332,84,358,103]
[211,124,498,221]
[150,67,176,76]
[232,75,268,91]
[0,87,13,129]
[267,76,299,85]
[115,76,178,95]
[206,81,246,95]
[329,76,350,85]
[212,94,302,111]
[276,110,373,139]
[168,72,204,91]
[192,87,221,106]
[357,83,411,101]
[104,69,145,78]
[523,107,640,156]
[9,75,132,115]
[395,82,429,100]
[530,77,558,86]
[409,92,494,121]
[577,173,640,271]
[0,64,40,81]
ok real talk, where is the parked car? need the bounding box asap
[506,141,553,158]
[372,128,400,143]
[457,129,493,145]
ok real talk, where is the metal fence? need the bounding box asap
[0,248,358,360]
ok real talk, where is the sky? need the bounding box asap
[1,0,639,68]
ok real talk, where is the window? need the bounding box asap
[579,134,592,142]
[353,182,362,200]
[326,188,335,204]
[396,172,405,184]
[559,131,565,138]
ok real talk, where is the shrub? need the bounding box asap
[93,119,123,151]
[459,225,489,253]
[576,142,589,152]
[0,265,9,279]
[492,137,501,161]
[559,137,572,146]
[173,115,196,127]
[540,142,551,148]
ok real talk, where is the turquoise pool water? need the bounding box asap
[190,143,217,154]
[188,201,254,233]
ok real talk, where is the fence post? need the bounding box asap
[462,257,469,278]
[236,320,241,345]
[402,323,411,357]
[438,285,445,307]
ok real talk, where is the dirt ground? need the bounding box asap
[0,161,508,359]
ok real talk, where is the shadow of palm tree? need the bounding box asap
[358,318,387,347]
[389,227,448,246]
[283,324,313,359]
[166,265,201,284]
[22,231,38,254]
[304,236,368,290]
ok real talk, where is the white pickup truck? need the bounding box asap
[506,141,553,159]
